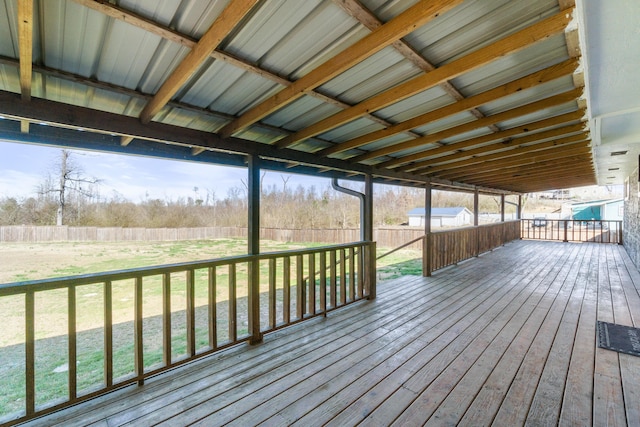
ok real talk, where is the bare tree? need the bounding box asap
[39,150,101,225]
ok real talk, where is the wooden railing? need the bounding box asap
[424,220,521,275]
[521,219,623,244]
[0,242,375,425]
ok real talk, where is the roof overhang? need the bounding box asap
[577,0,640,185]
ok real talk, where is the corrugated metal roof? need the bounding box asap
[0,0,605,194]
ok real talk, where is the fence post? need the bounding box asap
[563,220,568,242]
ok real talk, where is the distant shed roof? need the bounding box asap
[408,207,469,217]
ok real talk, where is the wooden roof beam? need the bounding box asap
[331,0,508,149]
[375,109,586,170]
[139,0,260,124]
[276,8,575,149]
[416,133,590,175]
[18,0,33,101]
[218,0,465,138]
[440,150,593,181]
[353,87,583,164]
[471,164,594,187]
[397,122,587,172]
[71,0,410,141]
[317,58,579,157]
[421,138,590,178]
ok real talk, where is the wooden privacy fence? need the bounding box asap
[0,241,376,425]
[0,225,425,249]
[424,220,521,275]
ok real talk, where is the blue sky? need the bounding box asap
[0,140,324,202]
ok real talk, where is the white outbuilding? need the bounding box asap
[408,207,473,228]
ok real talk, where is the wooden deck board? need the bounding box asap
[20,241,640,427]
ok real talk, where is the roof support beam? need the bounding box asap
[440,149,592,181]
[353,87,583,164]
[331,0,503,147]
[139,0,260,124]
[218,0,465,138]
[398,122,587,173]
[416,133,590,175]
[317,58,579,157]
[276,8,575,149]
[18,0,33,101]
[376,109,586,169]
[71,0,408,139]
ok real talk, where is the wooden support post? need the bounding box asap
[518,194,523,240]
[364,174,375,299]
[474,189,480,256]
[247,155,263,344]
[423,183,432,277]
[500,194,506,245]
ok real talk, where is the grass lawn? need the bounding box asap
[0,238,421,419]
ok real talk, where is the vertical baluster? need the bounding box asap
[208,266,217,350]
[283,257,290,324]
[349,247,355,302]
[186,269,196,357]
[308,253,316,315]
[319,251,326,314]
[296,255,304,319]
[25,290,35,416]
[339,249,346,305]
[330,250,337,309]
[269,258,276,329]
[68,286,77,400]
[296,255,306,319]
[357,247,364,299]
[229,264,237,342]
[162,273,171,365]
[104,281,113,387]
[134,277,144,385]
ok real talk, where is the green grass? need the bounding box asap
[0,238,421,420]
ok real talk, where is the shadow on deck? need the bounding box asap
[21,240,640,426]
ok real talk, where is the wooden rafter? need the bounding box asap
[351,87,583,164]
[218,0,465,138]
[474,161,594,181]
[18,0,33,101]
[331,0,500,148]
[375,110,586,169]
[468,156,595,182]
[276,8,575,149]
[71,0,411,144]
[416,133,590,175]
[420,138,591,178]
[317,58,579,157]
[437,146,592,181]
[397,123,588,172]
[139,0,260,124]
[471,164,594,187]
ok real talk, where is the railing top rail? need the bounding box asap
[0,241,374,295]
[429,219,521,235]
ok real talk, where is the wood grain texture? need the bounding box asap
[20,241,640,426]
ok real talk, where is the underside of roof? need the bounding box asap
[0,0,615,194]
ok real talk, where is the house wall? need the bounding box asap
[604,200,624,221]
[623,168,640,268]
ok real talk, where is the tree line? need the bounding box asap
[0,150,511,229]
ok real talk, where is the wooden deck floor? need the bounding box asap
[22,240,640,426]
